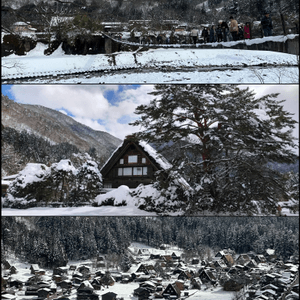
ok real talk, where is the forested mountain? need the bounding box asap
[1,95,121,176]
[1,216,299,268]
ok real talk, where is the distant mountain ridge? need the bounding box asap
[1,94,122,175]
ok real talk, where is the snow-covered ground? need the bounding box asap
[2,184,298,216]
[2,35,299,84]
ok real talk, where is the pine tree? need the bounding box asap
[131,85,298,215]
[119,252,131,272]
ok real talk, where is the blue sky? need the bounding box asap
[2,84,299,143]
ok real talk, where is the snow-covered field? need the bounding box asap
[2,35,299,84]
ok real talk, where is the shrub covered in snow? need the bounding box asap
[131,170,192,214]
[3,158,103,208]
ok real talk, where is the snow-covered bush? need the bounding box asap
[93,185,129,207]
[131,170,192,214]
[3,157,103,208]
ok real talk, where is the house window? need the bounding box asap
[133,167,143,176]
[120,158,124,164]
[104,183,112,188]
[118,167,148,176]
[123,167,132,176]
[142,157,146,163]
[143,167,148,175]
[128,155,138,163]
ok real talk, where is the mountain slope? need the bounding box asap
[1,94,122,175]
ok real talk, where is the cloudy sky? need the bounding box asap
[2,84,299,144]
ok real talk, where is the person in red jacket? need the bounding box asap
[244,22,251,39]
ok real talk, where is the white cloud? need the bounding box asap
[10,85,155,139]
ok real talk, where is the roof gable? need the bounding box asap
[101,138,171,177]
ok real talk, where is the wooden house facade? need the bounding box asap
[101,137,172,189]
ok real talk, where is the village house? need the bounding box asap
[53,266,69,276]
[11,21,37,34]
[2,260,11,270]
[136,264,156,275]
[99,272,115,287]
[60,279,72,290]
[8,266,17,275]
[30,264,40,275]
[101,292,117,300]
[139,280,156,292]
[221,254,235,267]
[133,286,151,300]
[8,279,23,289]
[162,282,181,299]
[37,287,51,299]
[264,249,277,262]
[100,136,168,189]
[100,136,189,190]
[77,265,91,277]
[236,254,251,265]
[1,293,17,300]
[199,269,217,285]
[191,277,202,289]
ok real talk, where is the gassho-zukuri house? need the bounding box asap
[100,136,190,190]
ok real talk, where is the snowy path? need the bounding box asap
[2,45,298,83]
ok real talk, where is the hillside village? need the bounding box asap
[2,244,299,300]
[2,0,299,57]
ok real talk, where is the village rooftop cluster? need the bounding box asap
[2,244,299,300]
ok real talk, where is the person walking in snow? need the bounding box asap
[261,11,273,37]
[209,25,217,43]
[244,22,251,39]
[229,16,239,41]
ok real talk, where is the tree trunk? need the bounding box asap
[280,13,286,35]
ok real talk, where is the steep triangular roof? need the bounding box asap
[101,136,191,191]
[101,137,172,176]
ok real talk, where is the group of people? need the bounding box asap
[192,11,273,44]
[136,12,273,45]
[198,19,251,43]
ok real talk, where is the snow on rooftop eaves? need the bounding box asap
[139,140,172,170]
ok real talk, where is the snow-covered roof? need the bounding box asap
[50,16,74,27]
[100,138,172,172]
[266,249,275,255]
[13,22,29,26]
[139,141,172,170]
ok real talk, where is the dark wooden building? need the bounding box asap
[101,137,172,189]
[101,292,117,300]
[162,283,181,298]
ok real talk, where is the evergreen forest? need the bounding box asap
[1,217,298,269]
